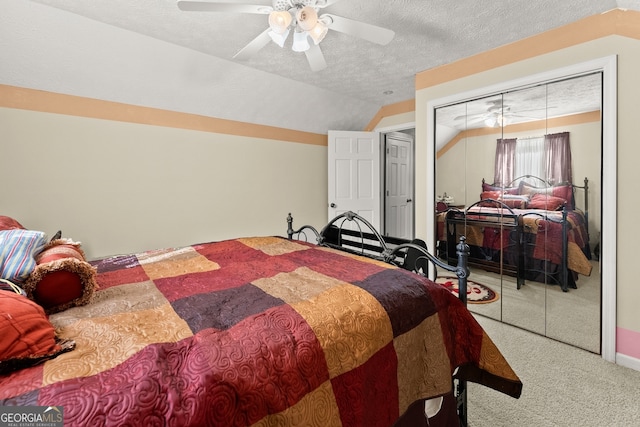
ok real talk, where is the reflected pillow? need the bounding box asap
[521,183,573,209]
[499,194,530,209]
[482,182,520,195]
[480,190,502,200]
[527,193,567,211]
[479,191,502,207]
[479,191,529,209]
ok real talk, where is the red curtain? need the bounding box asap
[494,132,571,185]
[545,131,572,184]
[494,138,517,186]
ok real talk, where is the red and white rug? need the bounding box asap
[436,277,499,304]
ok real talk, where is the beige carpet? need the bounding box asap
[460,260,601,353]
[468,315,640,426]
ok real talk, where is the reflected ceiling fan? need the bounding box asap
[455,99,547,128]
[176,0,395,71]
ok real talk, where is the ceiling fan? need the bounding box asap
[455,99,547,128]
[176,0,395,71]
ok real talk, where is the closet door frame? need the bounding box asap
[426,55,617,362]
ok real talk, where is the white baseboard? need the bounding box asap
[616,352,640,372]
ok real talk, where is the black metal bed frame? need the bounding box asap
[444,175,589,292]
[286,211,472,427]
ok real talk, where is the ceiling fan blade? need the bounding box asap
[177,1,271,14]
[233,28,272,61]
[465,116,488,124]
[322,14,395,45]
[304,44,327,72]
[455,113,487,121]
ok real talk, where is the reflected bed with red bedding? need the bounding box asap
[440,205,591,268]
[1,236,521,426]
[437,176,592,292]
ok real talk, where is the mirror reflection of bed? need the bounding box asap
[434,72,602,354]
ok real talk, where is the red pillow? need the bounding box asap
[23,240,97,314]
[551,185,574,209]
[521,183,574,209]
[482,182,520,195]
[527,193,567,211]
[479,192,529,209]
[478,191,502,207]
[0,216,25,231]
[480,191,502,200]
[31,270,85,310]
[0,292,60,364]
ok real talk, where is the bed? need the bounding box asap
[1,212,522,427]
[437,175,592,292]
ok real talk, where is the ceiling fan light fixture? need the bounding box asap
[308,21,328,45]
[176,0,395,71]
[291,30,311,52]
[484,114,509,128]
[484,117,497,127]
[268,28,290,48]
[296,6,318,31]
[268,10,292,34]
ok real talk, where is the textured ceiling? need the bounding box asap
[436,72,603,130]
[3,0,639,134]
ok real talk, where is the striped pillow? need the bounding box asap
[0,230,47,284]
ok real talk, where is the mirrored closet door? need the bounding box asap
[434,73,602,353]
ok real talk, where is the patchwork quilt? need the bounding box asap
[437,207,592,277]
[1,236,521,426]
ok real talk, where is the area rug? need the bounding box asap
[436,277,499,304]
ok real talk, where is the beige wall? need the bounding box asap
[412,18,640,358]
[1,106,327,259]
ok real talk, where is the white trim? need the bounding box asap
[616,353,640,372]
[599,56,617,363]
[427,56,615,109]
[373,122,416,133]
[374,122,417,238]
[426,55,617,362]
[426,107,437,281]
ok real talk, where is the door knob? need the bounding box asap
[406,198,413,203]
[330,203,336,208]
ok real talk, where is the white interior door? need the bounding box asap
[327,130,381,230]
[384,132,414,239]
